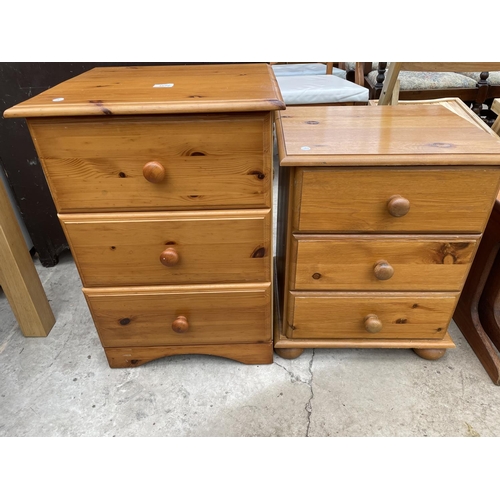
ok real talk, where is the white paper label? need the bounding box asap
[153,83,174,88]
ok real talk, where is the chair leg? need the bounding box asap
[492,116,500,135]
[491,99,500,135]
[479,254,500,354]
[377,62,403,105]
[391,79,401,105]
[0,180,55,337]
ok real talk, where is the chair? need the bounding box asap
[270,62,369,106]
[368,63,500,134]
[492,98,500,135]
[374,68,500,384]
[458,70,500,125]
[366,62,500,117]
[342,62,378,83]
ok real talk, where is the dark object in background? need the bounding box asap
[0,62,222,267]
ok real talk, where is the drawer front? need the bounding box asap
[28,113,272,212]
[84,284,272,347]
[61,210,271,287]
[293,235,478,291]
[287,292,459,340]
[295,168,500,233]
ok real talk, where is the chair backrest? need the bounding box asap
[270,62,334,74]
[378,63,500,105]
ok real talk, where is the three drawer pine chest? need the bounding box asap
[274,104,500,361]
[4,64,285,367]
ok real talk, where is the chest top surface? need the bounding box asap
[276,105,500,167]
[4,63,285,118]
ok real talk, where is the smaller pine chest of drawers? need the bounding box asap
[274,104,500,361]
[4,63,285,368]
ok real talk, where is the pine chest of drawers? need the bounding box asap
[4,63,285,368]
[274,104,500,361]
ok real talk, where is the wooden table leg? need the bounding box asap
[478,253,500,354]
[0,180,55,337]
[454,200,500,385]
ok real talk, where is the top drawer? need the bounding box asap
[295,167,500,233]
[28,113,272,213]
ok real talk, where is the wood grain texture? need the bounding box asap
[4,63,278,367]
[3,64,285,118]
[273,102,500,358]
[371,98,499,138]
[105,342,274,368]
[84,283,272,348]
[61,210,271,287]
[27,113,273,212]
[274,332,455,350]
[273,265,456,353]
[275,105,500,166]
[292,235,478,291]
[287,292,459,340]
[0,179,55,337]
[295,167,500,233]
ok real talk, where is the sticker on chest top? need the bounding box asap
[153,83,174,88]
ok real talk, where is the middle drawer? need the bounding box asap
[61,209,271,287]
[292,235,478,291]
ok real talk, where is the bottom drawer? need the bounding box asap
[84,283,271,347]
[287,292,459,340]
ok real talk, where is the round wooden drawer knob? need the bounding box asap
[143,161,165,183]
[373,260,394,280]
[172,315,189,333]
[387,195,410,217]
[364,314,382,333]
[160,247,179,267]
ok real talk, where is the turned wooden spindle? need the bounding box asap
[373,260,394,280]
[172,315,189,333]
[143,161,166,184]
[374,62,388,94]
[387,194,410,217]
[160,247,179,267]
[364,314,383,333]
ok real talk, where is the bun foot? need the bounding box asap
[274,347,305,360]
[413,348,447,361]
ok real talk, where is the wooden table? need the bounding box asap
[4,63,285,367]
[0,178,55,337]
[454,194,500,384]
[274,104,500,361]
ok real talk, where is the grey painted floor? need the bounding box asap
[1,256,499,437]
[2,150,500,439]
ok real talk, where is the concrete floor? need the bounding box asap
[2,256,500,437]
[2,153,500,438]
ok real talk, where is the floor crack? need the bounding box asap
[274,360,295,380]
[274,360,311,385]
[305,349,315,437]
[274,353,315,436]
